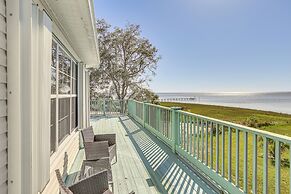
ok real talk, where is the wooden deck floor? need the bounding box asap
[90,115,218,194]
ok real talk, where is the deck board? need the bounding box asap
[90,116,218,194]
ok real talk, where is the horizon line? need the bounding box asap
[155,91,291,94]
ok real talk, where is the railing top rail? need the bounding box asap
[178,110,291,144]
[130,99,144,104]
[145,103,172,110]
[130,99,291,143]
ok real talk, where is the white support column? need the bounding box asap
[7,1,52,194]
[85,70,90,126]
[78,64,84,129]
[7,0,22,193]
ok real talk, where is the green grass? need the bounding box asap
[160,102,291,193]
[161,102,291,136]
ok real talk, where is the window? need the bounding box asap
[71,97,78,130]
[50,39,78,152]
[58,47,71,94]
[50,99,56,153]
[58,98,70,142]
[51,41,57,94]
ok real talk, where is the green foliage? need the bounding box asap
[242,116,273,128]
[133,88,159,104]
[90,19,161,102]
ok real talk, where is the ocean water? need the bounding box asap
[157,92,291,114]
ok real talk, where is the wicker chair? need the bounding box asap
[55,169,112,194]
[83,141,110,161]
[81,126,117,163]
[80,158,113,193]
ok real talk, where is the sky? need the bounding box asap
[94,0,291,93]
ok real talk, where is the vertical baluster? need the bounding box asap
[206,121,209,166]
[201,120,204,162]
[169,110,171,137]
[149,106,151,126]
[162,109,164,134]
[243,132,248,193]
[180,113,183,147]
[253,134,257,194]
[179,113,182,147]
[169,110,172,138]
[228,127,232,182]
[167,110,169,137]
[165,110,167,137]
[236,129,240,187]
[154,107,156,128]
[222,125,225,177]
[157,107,160,133]
[162,109,164,135]
[197,118,200,160]
[275,140,281,194]
[152,107,155,128]
[177,112,180,146]
[188,115,191,152]
[186,115,189,152]
[193,117,196,157]
[210,122,213,169]
[263,137,268,194]
[161,109,163,136]
[183,115,186,150]
[188,116,191,153]
[167,110,170,137]
[290,143,291,194]
[190,116,193,155]
[160,109,163,135]
[216,123,219,173]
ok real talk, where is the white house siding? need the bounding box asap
[0,0,7,193]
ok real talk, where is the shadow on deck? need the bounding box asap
[90,115,218,194]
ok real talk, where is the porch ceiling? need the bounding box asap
[44,0,100,68]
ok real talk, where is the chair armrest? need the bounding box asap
[69,170,109,194]
[94,134,116,146]
[84,141,110,160]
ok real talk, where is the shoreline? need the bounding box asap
[163,100,291,116]
[157,91,291,115]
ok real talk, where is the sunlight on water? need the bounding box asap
[157,92,291,114]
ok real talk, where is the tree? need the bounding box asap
[90,19,161,111]
[133,88,159,104]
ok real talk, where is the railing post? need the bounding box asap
[171,107,182,153]
[143,101,147,128]
[103,98,106,115]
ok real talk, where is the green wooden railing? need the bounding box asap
[90,98,126,116]
[128,99,291,194]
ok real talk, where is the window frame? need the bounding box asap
[50,37,79,154]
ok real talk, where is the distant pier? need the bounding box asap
[159,97,197,102]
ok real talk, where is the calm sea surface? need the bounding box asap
[157,92,291,115]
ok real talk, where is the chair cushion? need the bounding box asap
[81,126,94,143]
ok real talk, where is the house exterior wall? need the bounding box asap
[35,1,92,193]
[6,0,97,193]
[0,0,7,193]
